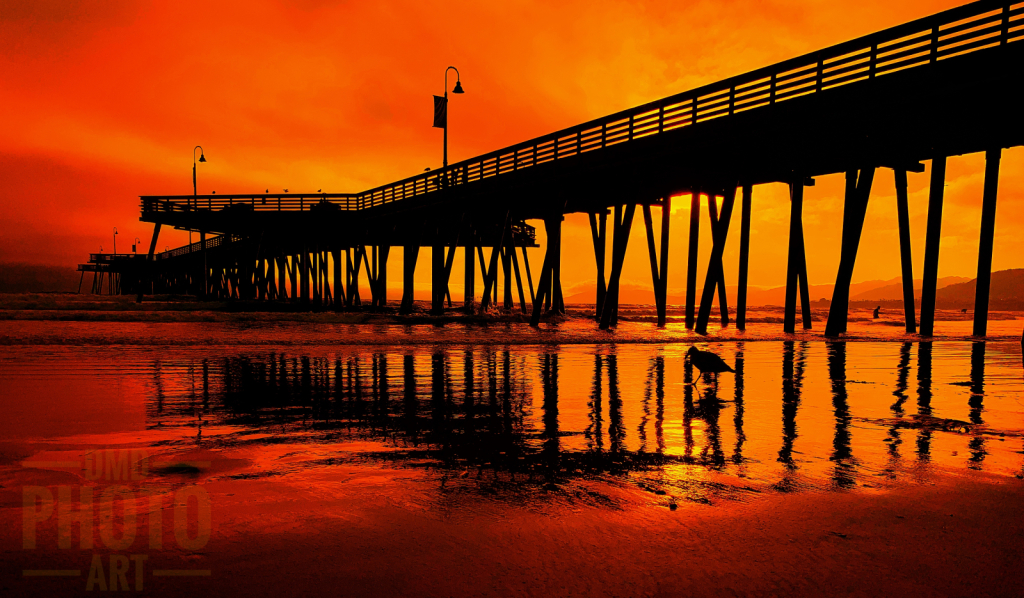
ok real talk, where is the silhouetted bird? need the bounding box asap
[873,306,881,319]
[686,347,734,385]
[283,188,288,192]
[265,189,269,193]
[318,189,322,192]
[961,308,968,314]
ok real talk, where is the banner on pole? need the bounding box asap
[432,95,447,128]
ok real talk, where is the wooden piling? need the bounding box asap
[401,245,419,314]
[784,182,804,334]
[600,204,637,330]
[432,242,444,315]
[737,185,752,330]
[333,249,343,310]
[685,191,700,329]
[695,187,736,334]
[589,211,607,320]
[136,223,161,303]
[895,169,917,333]
[973,148,1001,337]
[658,196,671,327]
[920,155,946,337]
[824,168,876,336]
[707,194,730,326]
[464,238,475,313]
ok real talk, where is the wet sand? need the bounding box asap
[3,455,1022,597]
[1,310,1023,596]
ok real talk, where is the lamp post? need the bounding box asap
[134,237,140,254]
[442,66,464,172]
[193,146,206,246]
[113,227,118,256]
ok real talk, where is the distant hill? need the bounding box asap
[850,276,970,301]
[935,269,1024,309]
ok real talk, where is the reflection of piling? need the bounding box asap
[655,356,665,455]
[968,342,987,468]
[403,354,418,442]
[779,342,800,469]
[827,343,855,488]
[916,342,933,460]
[733,350,745,464]
[541,353,560,471]
[608,354,624,453]
[683,358,695,459]
[887,342,912,462]
[587,354,604,453]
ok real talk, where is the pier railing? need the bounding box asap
[142,0,1023,216]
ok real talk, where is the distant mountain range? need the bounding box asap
[563,270,1023,309]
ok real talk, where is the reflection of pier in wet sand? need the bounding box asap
[145,340,1021,496]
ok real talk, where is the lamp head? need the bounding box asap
[198,153,206,163]
[452,80,464,94]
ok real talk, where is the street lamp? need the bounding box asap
[133,237,140,254]
[113,227,118,256]
[193,146,206,197]
[193,146,206,245]
[437,66,464,172]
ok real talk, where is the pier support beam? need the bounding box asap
[599,204,637,330]
[530,213,577,326]
[510,243,528,314]
[685,191,700,329]
[375,245,390,308]
[464,237,475,313]
[136,223,161,303]
[707,194,730,326]
[480,212,510,312]
[521,246,535,308]
[784,180,813,334]
[333,249,343,310]
[895,169,917,333]
[431,242,445,315]
[589,211,608,321]
[642,198,671,328]
[401,245,419,314]
[920,155,947,337]
[695,186,736,334]
[300,246,310,306]
[825,167,876,337]
[502,237,513,311]
[973,148,1001,337]
[200,232,208,299]
[737,185,753,330]
[548,216,564,314]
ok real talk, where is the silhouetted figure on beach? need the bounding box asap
[873,306,881,319]
[685,347,734,386]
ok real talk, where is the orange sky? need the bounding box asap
[2,0,1020,296]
